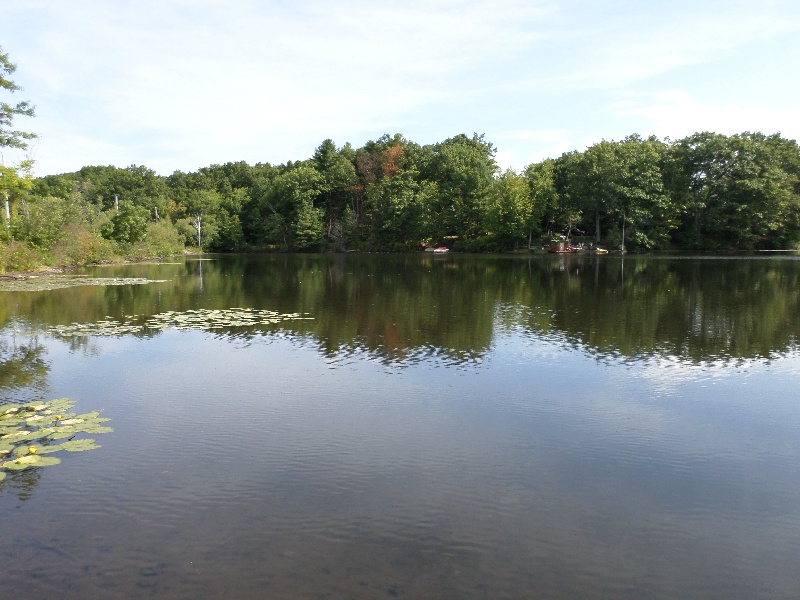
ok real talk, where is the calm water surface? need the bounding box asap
[1,253,799,599]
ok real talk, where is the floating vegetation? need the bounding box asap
[0,398,112,480]
[46,308,314,338]
[0,276,169,292]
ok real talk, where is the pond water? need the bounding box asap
[1,253,799,599]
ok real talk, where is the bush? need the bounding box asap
[130,221,184,259]
[101,202,149,246]
[0,241,42,274]
[51,225,116,266]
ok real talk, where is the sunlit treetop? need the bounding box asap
[1,46,37,150]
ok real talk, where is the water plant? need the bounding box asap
[0,398,112,481]
[47,307,314,338]
[0,276,168,293]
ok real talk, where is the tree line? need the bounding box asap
[2,50,799,271]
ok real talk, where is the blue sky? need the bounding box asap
[3,0,799,176]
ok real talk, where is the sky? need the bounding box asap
[2,0,799,177]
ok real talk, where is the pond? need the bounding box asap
[1,253,799,599]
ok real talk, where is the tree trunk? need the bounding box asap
[191,214,202,249]
[595,205,601,243]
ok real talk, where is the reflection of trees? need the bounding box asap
[0,327,49,401]
[503,255,800,363]
[0,325,51,500]
[0,255,798,365]
[0,467,41,503]
[236,254,495,365]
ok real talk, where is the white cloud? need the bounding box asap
[3,0,799,174]
[608,90,800,141]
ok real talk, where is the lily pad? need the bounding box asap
[43,439,100,453]
[0,398,112,482]
[42,399,74,413]
[0,404,21,416]
[2,454,61,470]
[46,307,315,338]
[12,444,41,457]
[0,276,169,292]
[75,411,101,420]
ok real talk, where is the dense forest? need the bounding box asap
[2,130,798,272]
[2,52,799,272]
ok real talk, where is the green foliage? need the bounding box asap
[137,220,184,257]
[294,199,325,251]
[249,165,324,250]
[420,133,498,241]
[0,241,40,273]
[207,188,248,251]
[0,46,37,149]
[482,170,535,250]
[11,130,800,266]
[73,165,168,211]
[669,132,800,250]
[101,202,150,246]
[367,166,435,250]
[51,224,116,267]
[9,195,93,250]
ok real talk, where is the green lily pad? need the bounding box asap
[45,439,100,453]
[48,307,314,338]
[1,430,34,441]
[74,411,101,420]
[0,276,168,292]
[46,399,76,413]
[0,398,111,482]
[0,404,21,416]
[2,454,61,470]
[76,424,114,435]
[12,444,41,457]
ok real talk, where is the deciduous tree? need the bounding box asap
[1,47,36,150]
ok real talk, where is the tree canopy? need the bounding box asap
[0,46,36,150]
[2,127,800,273]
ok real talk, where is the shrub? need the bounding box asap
[51,225,116,266]
[0,241,41,274]
[140,221,184,257]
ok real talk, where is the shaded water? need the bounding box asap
[1,253,799,599]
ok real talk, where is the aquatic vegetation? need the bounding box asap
[0,398,112,480]
[47,308,314,338]
[0,276,169,292]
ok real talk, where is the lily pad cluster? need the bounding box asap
[0,276,168,292]
[0,398,113,481]
[47,308,314,338]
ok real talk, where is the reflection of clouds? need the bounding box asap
[636,355,749,390]
[491,330,800,491]
[320,342,486,372]
[494,298,800,371]
[635,351,800,392]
